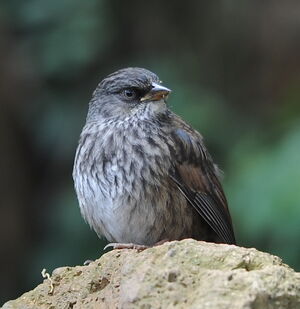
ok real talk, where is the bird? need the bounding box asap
[73,67,236,250]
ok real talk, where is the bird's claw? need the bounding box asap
[104,242,149,251]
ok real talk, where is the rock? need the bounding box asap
[2,239,300,309]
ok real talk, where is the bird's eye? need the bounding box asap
[123,89,137,100]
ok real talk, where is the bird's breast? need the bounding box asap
[73,120,178,242]
[74,119,174,208]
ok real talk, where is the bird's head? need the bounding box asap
[87,67,171,122]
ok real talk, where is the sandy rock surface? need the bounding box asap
[2,239,300,309]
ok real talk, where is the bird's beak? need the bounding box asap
[140,83,171,102]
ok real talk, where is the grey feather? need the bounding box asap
[73,67,236,246]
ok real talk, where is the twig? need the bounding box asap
[41,268,54,295]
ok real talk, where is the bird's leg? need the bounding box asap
[103,239,169,251]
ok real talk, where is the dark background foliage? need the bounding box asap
[1,0,299,304]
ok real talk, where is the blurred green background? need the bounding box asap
[1,0,300,304]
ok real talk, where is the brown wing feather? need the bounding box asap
[170,114,236,244]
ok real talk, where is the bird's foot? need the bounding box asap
[154,239,169,246]
[104,239,169,251]
[104,242,149,251]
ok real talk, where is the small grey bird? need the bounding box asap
[73,67,236,249]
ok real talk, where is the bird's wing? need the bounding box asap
[169,115,236,244]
